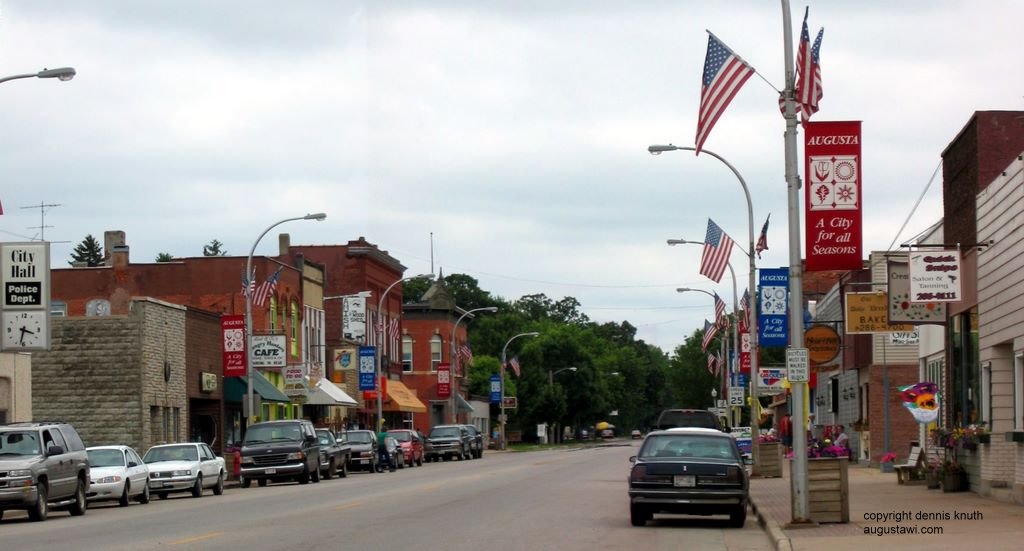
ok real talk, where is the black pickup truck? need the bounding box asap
[315,429,351,479]
[239,420,321,487]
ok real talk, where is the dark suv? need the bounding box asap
[0,422,90,522]
[425,425,471,462]
[461,425,484,459]
[239,420,321,487]
[655,409,724,431]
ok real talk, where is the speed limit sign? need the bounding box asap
[729,387,745,406]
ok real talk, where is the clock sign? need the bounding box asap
[2,241,52,352]
[2,310,48,350]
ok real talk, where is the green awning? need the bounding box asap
[456,394,475,413]
[225,371,291,403]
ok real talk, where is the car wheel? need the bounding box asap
[69,478,87,516]
[157,492,169,500]
[327,460,337,480]
[139,484,151,504]
[257,479,268,487]
[191,475,204,498]
[119,482,131,507]
[312,464,321,483]
[298,467,311,485]
[28,483,48,522]
[729,506,747,528]
[339,460,348,478]
[241,476,252,488]
[213,472,225,496]
[630,503,651,527]
[416,453,423,467]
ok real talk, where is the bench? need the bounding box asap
[894,447,922,484]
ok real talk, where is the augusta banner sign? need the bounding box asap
[804,121,863,271]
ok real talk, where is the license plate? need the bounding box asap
[265,468,277,475]
[356,459,367,464]
[151,481,164,488]
[673,475,696,487]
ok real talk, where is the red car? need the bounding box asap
[386,430,424,468]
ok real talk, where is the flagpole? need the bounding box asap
[781,0,810,524]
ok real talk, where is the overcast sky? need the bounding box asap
[1,1,1021,353]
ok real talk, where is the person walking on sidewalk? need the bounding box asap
[377,425,394,473]
[780,414,793,451]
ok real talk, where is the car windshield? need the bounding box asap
[639,435,739,460]
[387,431,411,442]
[144,445,199,463]
[658,411,719,429]
[243,424,301,444]
[345,432,372,444]
[317,432,334,446]
[87,449,126,467]
[0,431,41,456]
[430,427,460,438]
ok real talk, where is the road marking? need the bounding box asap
[169,532,224,545]
[334,500,365,511]
[418,483,441,492]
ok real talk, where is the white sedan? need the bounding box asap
[86,445,151,506]
[143,442,225,499]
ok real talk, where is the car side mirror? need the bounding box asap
[128,461,138,467]
[47,445,65,456]
[629,456,637,463]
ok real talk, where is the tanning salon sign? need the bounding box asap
[804,121,863,271]
[908,250,962,303]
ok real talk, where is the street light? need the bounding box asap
[449,306,499,423]
[376,273,434,430]
[547,366,577,444]
[245,213,327,426]
[0,67,76,85]
[499,331,539,450]
[711,388,718,409]
[649,143,763,473]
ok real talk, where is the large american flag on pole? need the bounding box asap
[695,31,755,155]
[701,319,719,353]
[252,267,283,307]
[508,357,521,377]
[755,213,770,259]
[700,219,735,283]
[794,7,824,125]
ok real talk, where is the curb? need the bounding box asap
[749,497,793,551]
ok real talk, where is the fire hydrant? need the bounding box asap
[233,448,241,480]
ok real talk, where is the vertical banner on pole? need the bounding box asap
[804,121,863,271]
[758,268,789,347]
[221,314,247,377]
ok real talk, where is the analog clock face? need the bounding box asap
[3,311,47,349]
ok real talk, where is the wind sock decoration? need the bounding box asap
[898,382,940,424]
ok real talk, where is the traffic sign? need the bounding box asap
[502,396,518,409]
[729,387,745,406]
[787,348,809,382]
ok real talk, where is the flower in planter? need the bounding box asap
[938,458,966,477]
[881,452,897,463]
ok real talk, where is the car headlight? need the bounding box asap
[240,456,253,465]
[171,470,192,477]
[8,478,33,488]
[7,469,32,478]
[286,451,306,460]
[94,475,123,484]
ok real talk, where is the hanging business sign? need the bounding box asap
[358,346,376,391]
[804,121,863,271]
[437,363,451,398]
[342,296,367,341]
[221,314,247,377]
[804,324,841,365]
[908,250,963,303]
[888,259,946,324]
[757,367,787,395]
[250,335,287,368]
[1,241,52,352]
[758,268,789,347]
[845,292,914,334]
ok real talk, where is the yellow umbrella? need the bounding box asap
[596,421,611,431]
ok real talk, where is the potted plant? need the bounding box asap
[880,451,896,473]
[939,458,968,492]
[925,460,941,489]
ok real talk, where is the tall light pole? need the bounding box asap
[677,286,731,417]
[375,273,433,430]
[449,306,499,424]
[0,67,76,85]
[499,331,539,450]
[648,143,762,472]
[669,238,741,425]
[547,366,576,444]
[246,213,326,426]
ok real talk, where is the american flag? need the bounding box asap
[700,219,735,283]
[707,354,717,375]
[701,319,719,353]
[739,289,751,332]
[794,8,824,125]
[755,214,770,259]
[696,32,755,155]
[508,357,521,377]
[459,345,473,363]
[714,292,727,328]
[252,267,283,307]
[388,317,400,339]
[715,351,724,376]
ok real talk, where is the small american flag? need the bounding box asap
[739,289,751,333]
[388,317,400,339]
[508,357,521,377]
[459,345,473,363]
[701,319,719,353]
[252,267,283,307]
[700,219,735,283]
[714,292,727,328]
[707,354,717,375]
[696,32,755,155]
[795,8,823,124]
[755,214,770,259]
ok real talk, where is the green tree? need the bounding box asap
[68,234,103,267]
[203,239,227,256]
[402,277,432,303]
[155,252,174,262]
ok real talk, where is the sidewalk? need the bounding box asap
[750,464,1024,551]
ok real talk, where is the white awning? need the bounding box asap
[305,378,358,407]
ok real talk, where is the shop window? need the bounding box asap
[402,336,414,372]
[269,296,277,332]
[430,335,442,372]
[291,301,300,357]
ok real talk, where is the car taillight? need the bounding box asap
[724,466,743,483]
[630,464,649,481]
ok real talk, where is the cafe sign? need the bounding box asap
[250,335,287,368]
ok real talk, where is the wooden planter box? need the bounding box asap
[758,442,783,478]
[805,457,850,523]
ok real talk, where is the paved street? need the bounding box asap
[0,442,771,550]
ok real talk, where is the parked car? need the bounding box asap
[631,430,643,440]
[86,445,150,506]
[315,428,350,479]
[387,429,424,467]
[143,442,225,499]
[460,425,484,459]
[601,428,615,439]
[0,422,90,522]
[654,409,724,431]
[239,420,320,487]
[424,425,471,462]
[627,428,748,527]
[339,430,377,473]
